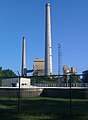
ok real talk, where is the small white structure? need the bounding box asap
[2,77,31,87]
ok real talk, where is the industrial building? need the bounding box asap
[63,65,70,75]
[63,65,77,75]
[82,70,88,83]
[71,67,77,74]
[33,58,45,76]
[63,65,77,82]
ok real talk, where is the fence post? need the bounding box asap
[18,74,20,113]
[70,75,72,115]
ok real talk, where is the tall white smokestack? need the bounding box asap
[45,3,52,76]
[22,37,27,76]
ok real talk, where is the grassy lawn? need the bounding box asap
[0,113,88,120]
[0,97,88,120]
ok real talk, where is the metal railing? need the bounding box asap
[32,83,88,87]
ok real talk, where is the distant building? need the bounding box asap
[63,65,77,75]
[63,65,70,75]
[82,70,88,74]
[63,65,70,82]
[82,70,88,83]
[71,67,77,74]
[33,58,45,76]
[63,65,77,83]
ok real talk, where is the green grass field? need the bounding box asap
[0,97,88,120]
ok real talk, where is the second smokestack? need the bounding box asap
[21,37,27,76]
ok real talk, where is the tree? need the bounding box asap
[61,74,82,83]
[68,74,81,83]
[0,68,17,86]
[0,67,2,73]
[0,69,17,77]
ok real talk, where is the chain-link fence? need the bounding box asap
[0,74,88,116]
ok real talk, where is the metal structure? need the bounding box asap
[45,3,52,76]
[21,37,27,76]
[58,43,61,76]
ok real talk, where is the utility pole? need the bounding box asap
[58,43,61,76]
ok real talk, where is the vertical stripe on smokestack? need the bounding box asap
[21,37,27,76]
[45,3,52,76]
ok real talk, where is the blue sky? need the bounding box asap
[0,0,88,74]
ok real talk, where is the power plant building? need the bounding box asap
[63,66,77,74]
[63,65,70,75]
[33,58,45,76]
[71,67,77,74]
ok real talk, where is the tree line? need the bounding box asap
[0,67,17,85]
[0,66,87,86]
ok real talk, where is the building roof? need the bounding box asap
[34,58,45,62]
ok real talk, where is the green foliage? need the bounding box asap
[0,67,2,73]
[68,74,82,83]
[0,67,17,86]
[0,69,17,78]
[31,76,58,84]
[60,75,82,83]
[31,75,82,84]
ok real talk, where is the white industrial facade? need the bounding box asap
[2,78,31,87]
